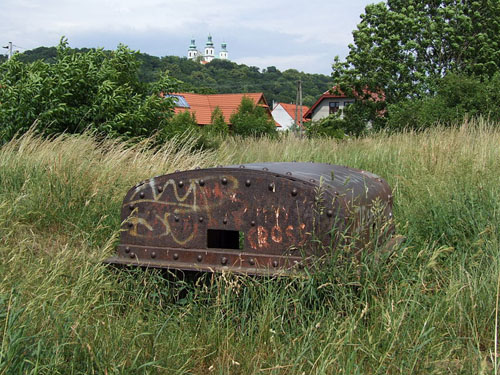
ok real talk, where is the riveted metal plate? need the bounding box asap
[105,162,395,274]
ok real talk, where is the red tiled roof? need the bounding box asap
[166,92,275,126]
[276,103,310,122]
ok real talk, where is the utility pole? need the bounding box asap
[3,42,13,59]
[294,80,303,133]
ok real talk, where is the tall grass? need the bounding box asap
[1,120,499,374]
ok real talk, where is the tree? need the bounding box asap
[0,39,178,143]
[387,72,500,129]
[207,106,228,136]
[161,111,198,140]
[230,97,277,137]
[332,1,500,104]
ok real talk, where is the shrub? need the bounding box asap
[0,38,177,143]
[388,73,500,130]
[230,96,276,137]
[207,106,228,137]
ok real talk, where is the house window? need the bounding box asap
[329,102,340,114]
[344,101,354,107]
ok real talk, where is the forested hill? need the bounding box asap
[5,47,332,106]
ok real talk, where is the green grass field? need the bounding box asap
[1,120,499,374]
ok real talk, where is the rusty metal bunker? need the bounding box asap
[105,162,396,275]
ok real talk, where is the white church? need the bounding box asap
[187,35,228,63]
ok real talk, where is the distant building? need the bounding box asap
[303,88,354,123]
[272,102,309,131]
[187,35,229,63]
[303,86,385,123]
[165,92,277,127]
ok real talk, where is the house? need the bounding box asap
[303,88,355,122]
[303,86,385,123]
[271,102,309,131]
[164,92,276,127]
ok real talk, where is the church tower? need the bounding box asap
[187,39,198,59]
[219,42,228,60]
[204,35,215,63]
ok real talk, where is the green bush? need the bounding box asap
[388,73,500,129]
[230,96,277,137]
[305,101,380,138]
[207,106,228,137]
[0,38,177,143]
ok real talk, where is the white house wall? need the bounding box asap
[311,99,355,122]
[272,105,294,131]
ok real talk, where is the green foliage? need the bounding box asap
[388,73,500,129]
[161,111,220,150]
[161,110,198,140]
[333,1,500,103]
[0,39,177,143]
[306,101,381,138]
[230,96,277,138]
[8,46,333,107]
[207,106,228,136]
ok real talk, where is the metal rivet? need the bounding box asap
[291,188,298,197]
[223,218,228,224]
[125,246,130,253]
[197,255,203,262]
[174,216,179,222]
[221,257,228,265]
[221,177,228,185]
[129,252,135,258]
[151,251,157,259]
[129,204,134,210]
[272,260,279,268]
[139,192,145,198]
[245,179,251,187]
[199,179,205,186]
[249,258,255,266]
[327,209,333,217]
[268,183,275,191]
[178,180,184,188]
[157,186,163,192]
[286,171,292,176]
[199,217,204,222]
[263,167,269,171]
[239,165,245,168]
[173,253,179,260]
[251,220,256,226]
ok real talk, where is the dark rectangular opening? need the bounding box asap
[207,229,243,249]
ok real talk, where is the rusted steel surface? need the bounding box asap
[105,162,395,275]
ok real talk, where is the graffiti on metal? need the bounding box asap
[105,162,396,275]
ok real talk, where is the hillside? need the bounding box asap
[9,46,332,106]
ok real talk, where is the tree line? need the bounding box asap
[5,46,332,107]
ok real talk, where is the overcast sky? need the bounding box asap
[2,0,378,75]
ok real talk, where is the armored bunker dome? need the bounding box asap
[105,162,396,275]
